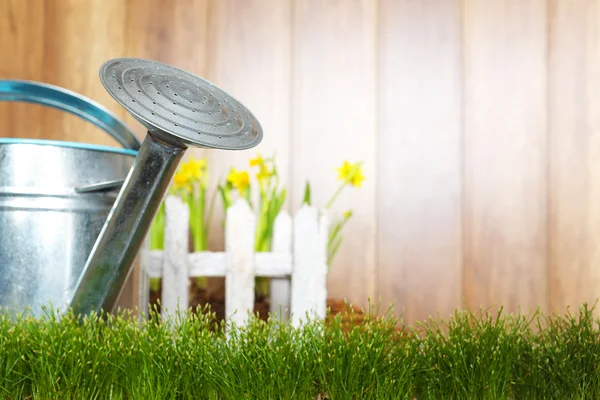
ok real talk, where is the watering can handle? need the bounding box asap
[0,80,141,151]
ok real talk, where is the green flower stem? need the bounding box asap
[325,183,346,210]
[255,189,270,252]
[327,213,352,265]
[327,235,343,266]
[187,185,207,289]
[328,214,352,249]
[254,187,271,298]
[149,202,165,251]
[191,186,206,252]
[218,184,232,228]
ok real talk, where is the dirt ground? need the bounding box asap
[148,278,364,325]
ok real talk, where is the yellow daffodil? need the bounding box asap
[350,168,365,188]
[181,158,207,182]
[173,170,192,192]
[335,160,365,187]
[188,157,207,172]
[249,154,264,167]
[326,160,365,209]
[256,164,271,183]
[336,161,353,181]
[227,168,239,184]
[227,168,250,195]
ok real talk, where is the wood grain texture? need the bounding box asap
[462,0,548,314]
[42,0,128,146]
[202,0,292,251]
[548,0,600,315]
[291,0,377,309]
[0,0,46,139]
[377,0,463,323]
[124,0,209,139]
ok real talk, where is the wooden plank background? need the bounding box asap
[1,0,600,323]
[462,0,549,316]
[378,0,463,323]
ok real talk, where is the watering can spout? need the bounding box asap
[69,58,263,316]
[69,133,185,315]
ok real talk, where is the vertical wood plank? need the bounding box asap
[463,0,548,314]
[269,210,293,320]
[225,199,256,326]
[291,0,377,310]
[124,0,210,139]
[0,0,46,139]
[548,0,600,315]
[161,196,190,319]
[291,206,328,327]
[42,0,128,146]
[203,0,292,251]
[377,0,463,323]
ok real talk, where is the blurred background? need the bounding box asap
[1,0,598,325]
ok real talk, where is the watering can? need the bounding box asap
[0,58,263,318]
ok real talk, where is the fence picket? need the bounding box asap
[291,205,329,327]
[225,199,256,326]
[161,196,190,320]
[269,210,293,320]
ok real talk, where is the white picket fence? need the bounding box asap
[138,196,329,327]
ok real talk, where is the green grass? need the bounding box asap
[1,302,600,399]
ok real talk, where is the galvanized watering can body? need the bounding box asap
[0,80,140,317]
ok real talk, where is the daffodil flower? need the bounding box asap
[172,170,193,193]
[256,164,271,184]
[226,168,238,184]
[181,158,207,182]
[326,160,365,209]
[328,209,354,265]
[249,154,264,167]
[350,169,365,188]
[227,168,250,196]
[322,161,364,265]
[336,161,353,181]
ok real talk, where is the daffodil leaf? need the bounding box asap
[302,181,311,206]
[149,201,166,250]
[328,234,344,266]
[328,221,344,248]
[328,212,353,249]
[218,184,232,212]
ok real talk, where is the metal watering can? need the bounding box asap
[0,58,263,317]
